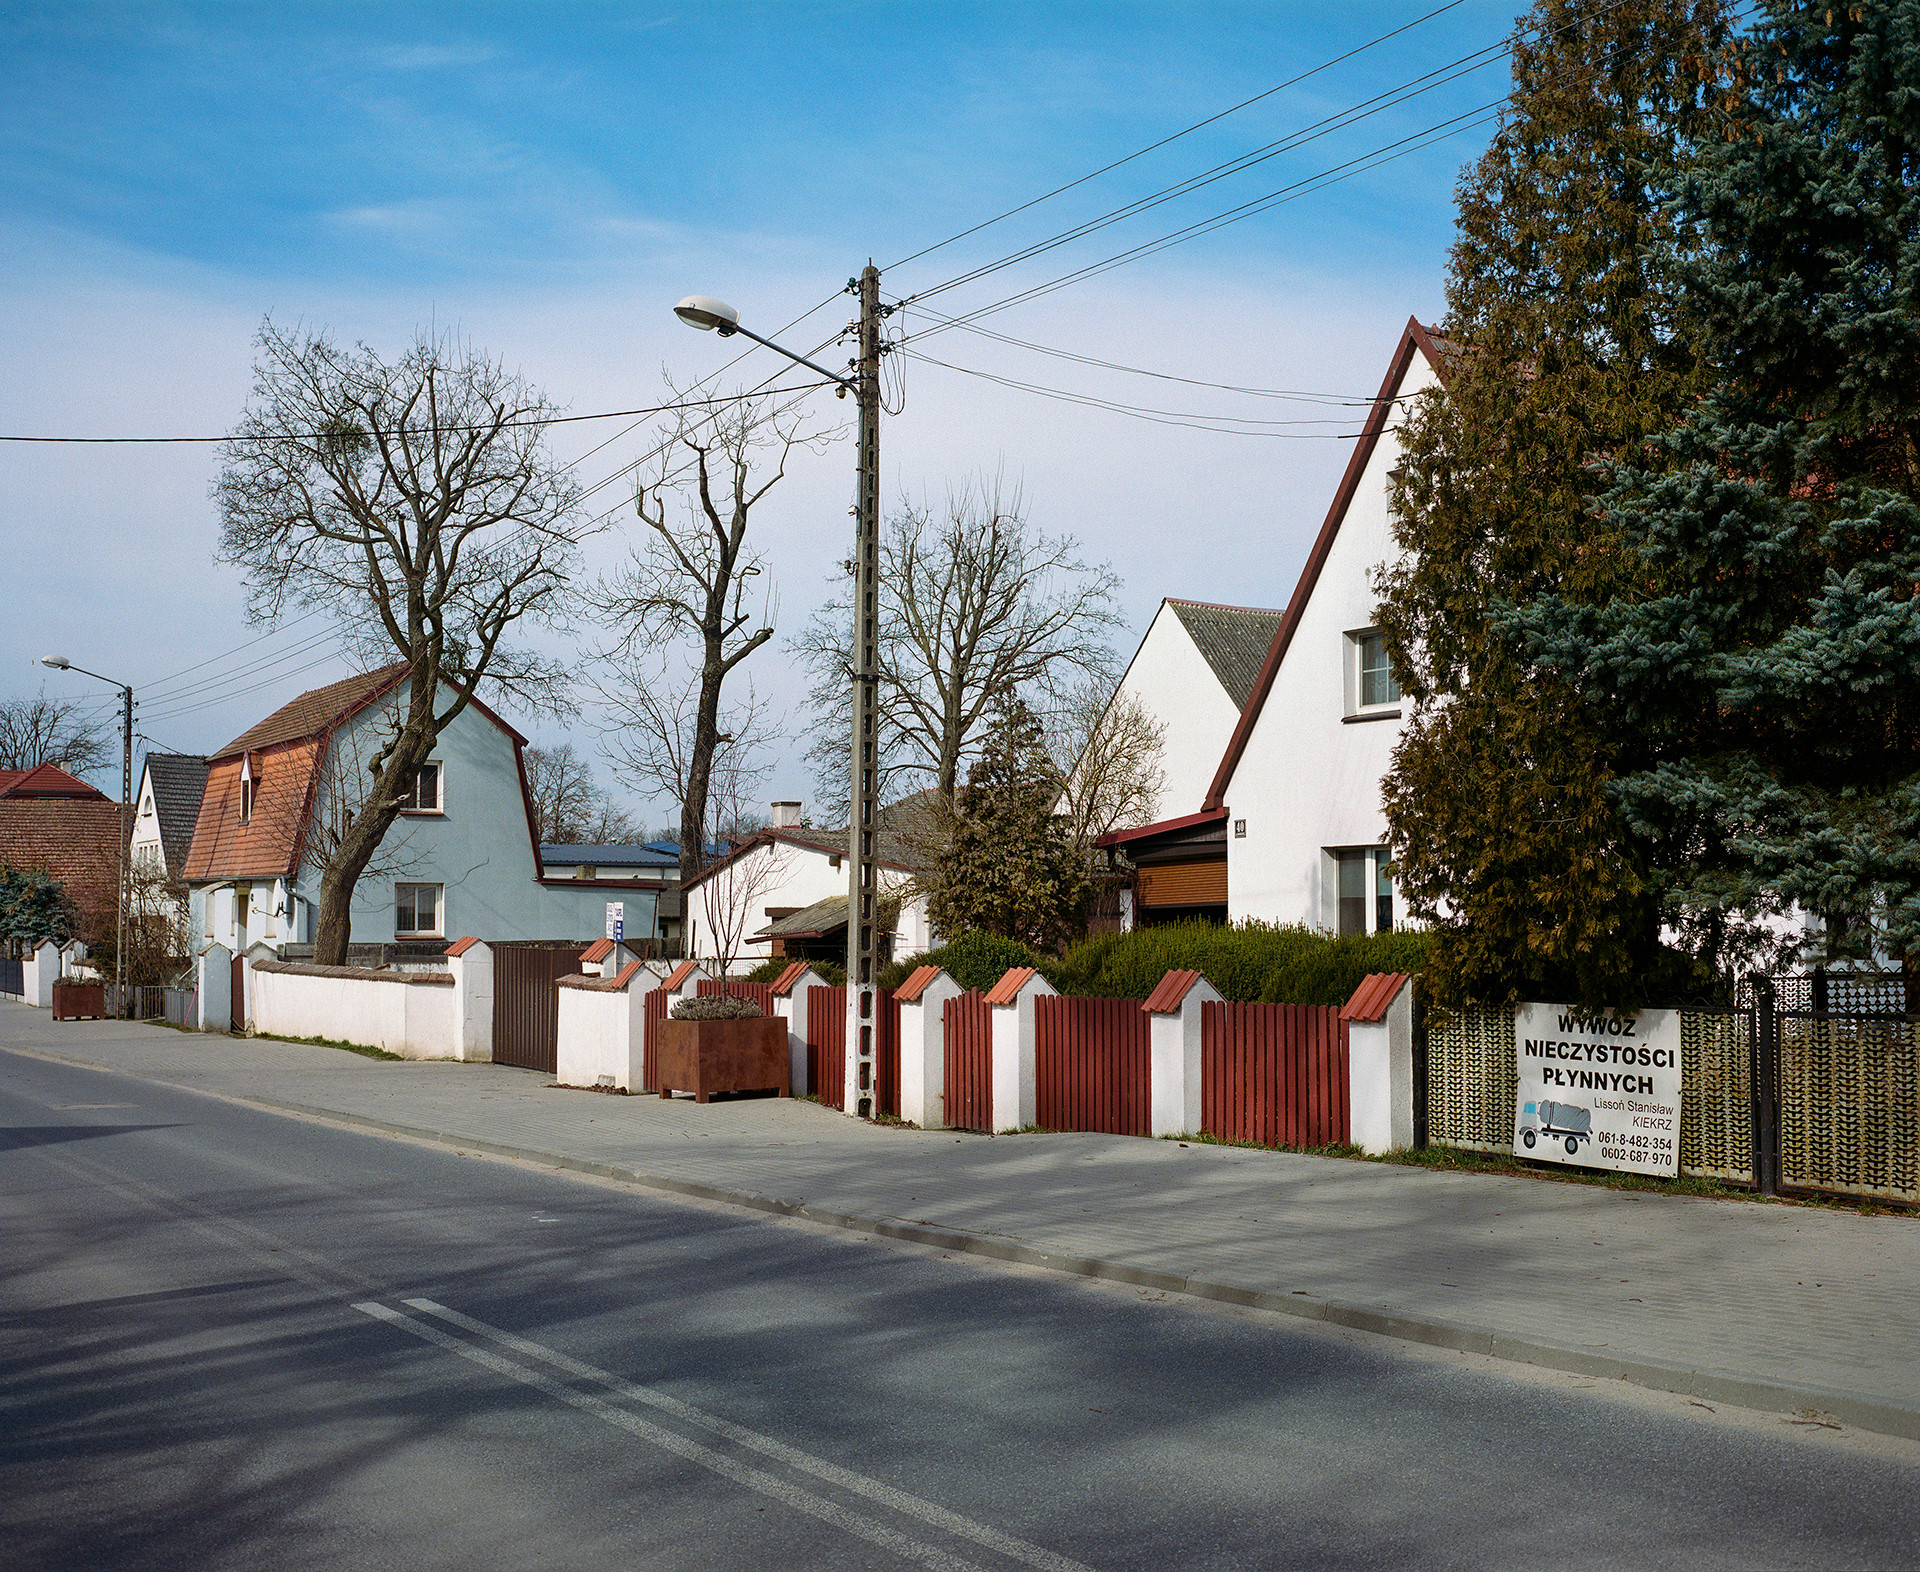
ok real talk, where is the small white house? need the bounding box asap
[1100,317,1453,935]
[128,753,208,945]
[184,665,656,959]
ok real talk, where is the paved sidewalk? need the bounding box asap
[8,1000,1919,1436]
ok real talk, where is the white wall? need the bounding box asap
[1113,600,1249,824]
[1222,350,1440,929]
[688,836,925,962]
[250,962,458,1058]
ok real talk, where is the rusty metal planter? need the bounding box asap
[657,1017,789,1102]
[52,981,106,1021]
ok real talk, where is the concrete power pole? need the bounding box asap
[117,683,133,1012]
[843,263,884,1118]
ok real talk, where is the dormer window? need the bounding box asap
[1344,629,1402,720]
[400,762,442,813]
[239,753,256,823]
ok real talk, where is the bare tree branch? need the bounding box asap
[0,692,111,775]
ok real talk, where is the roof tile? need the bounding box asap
[1340,972,1410,1023]
[893,964,943,1004]
[0,799,123,918]
[663,960,699,991]
[213,664,409,759]
[580,938,616,964]
[181,738,322,882]
[769,960,811,997]
[1166,601,1287,710]
[983,966,1038,1006]
[1142,969,1210,1014]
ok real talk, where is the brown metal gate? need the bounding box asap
[943,989,993,1131]
[1201,1001,1349,1148]
[231,954,245,1032]
[491,942,585,1072]
[1035,995,1150,1135]
[642,986,668,1092]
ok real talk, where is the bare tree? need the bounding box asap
[304,699,431,885]
[524,742,639,844]
[0,691,109,775]
[593,389,828,885]
[1051,678,1168,858]
[795,475,1125,804]
[690,838,793,995]
[596,656,776,861]
[216,319,589,963]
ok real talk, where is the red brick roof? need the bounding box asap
[0,763,109,800]
[983,966,1040,1006]
[1340,972,1410,1024]
[213,664,410,760]
[893,964,943,1003]
[1142,969,1213,1014]
[180,737,322,882]
[0,799,123,919]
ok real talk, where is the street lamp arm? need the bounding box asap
[716,322,856,395]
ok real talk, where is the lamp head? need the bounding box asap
[40,655,70,670]
[673,295,740,335]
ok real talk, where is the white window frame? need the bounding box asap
[1326,846,1394,937]
[399,760,444,815]
[1344,627,1402,718]
[394,882,444,938]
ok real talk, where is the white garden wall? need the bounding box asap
[250,960,460,1059]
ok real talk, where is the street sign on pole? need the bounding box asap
[605,901,625,943]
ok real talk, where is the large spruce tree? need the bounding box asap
[1509,0,1920,976]
[1377,0,1733,1006]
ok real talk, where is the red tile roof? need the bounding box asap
[180,737,322,881]
[444,936,482,957]
[769,960,811,997]
[0,764,109,800]
[893,964,943,1003]
[580,937,616,964]
[663,960,699,991]
[1142,969,1211,1014]
[0,799,123,919]
[1340,972,1410,1024]
[983,966,1039,1006]
[213,664,410,760]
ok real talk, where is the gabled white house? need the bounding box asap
[1098,317,1453,935]
[183,666,656,958]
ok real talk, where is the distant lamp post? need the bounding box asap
[41,654,134,1011]
[675,273,889,1116]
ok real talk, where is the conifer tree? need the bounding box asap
[928,701,1090,953]
[1509,0,1920,974]
[1377,0,1733,1006]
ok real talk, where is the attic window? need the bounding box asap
[400,762,441,812]
[239,753,256,824]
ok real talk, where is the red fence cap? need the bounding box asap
[663,960,699,991]
[894,964,944,1003]
[1340,972,1409,1023]
[983,966,1037,1006]
[1142,969,1208,1014]
[581,937,616,964]
[769,960,811,997]
[444,936,482,957]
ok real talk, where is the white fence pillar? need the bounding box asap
[896,965,960,1129]
[445,938,494,1062]
[23,939,64,1007]
[986,967,1055,1134]
[662,959,708,1012]
[196,943,232,1031]
[1146,969,1223,1137]
[770,963,830,1099]
[1343,973,1415,1154]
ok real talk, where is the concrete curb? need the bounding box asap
[14,1041,1920,1443]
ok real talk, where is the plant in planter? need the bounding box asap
[658,990,786,1101]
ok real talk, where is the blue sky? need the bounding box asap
[1,1,1518,817]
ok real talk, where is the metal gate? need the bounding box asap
[1034,994,1150,1135]
[231,954,245,1032]
[642,987,668,1092]
[1201,1001,1349,1148]
[491,942,585,1072]
[943,989,992,1131]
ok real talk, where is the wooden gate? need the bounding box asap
[943,989,993,1131]
[641,987,668,1091]
[1201,1001,1349,1148]
[231,954,245,1032]
[1035,995,1150,1135]
[491,942,585,1072]
[804,985,900,1114]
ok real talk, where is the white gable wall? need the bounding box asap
[688,836,929,964]
[1114,600,1246,824]
[1222,352,1440,930]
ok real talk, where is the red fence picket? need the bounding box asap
[1201,1001,1349,1147]
[641,987,668,1091]
[943,989,994,1131]
[804,985,900,1114]
[1034,994,1150,1136]
[697,978,777,1014]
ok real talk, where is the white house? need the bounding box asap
[183,665,657,959]
[128,753,208,945]
[1099,318,1453,935]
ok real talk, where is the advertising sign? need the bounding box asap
[1513,1003,1681,1176]
[605,901,624,943]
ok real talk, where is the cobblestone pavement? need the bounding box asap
[7,1000,1916,1425]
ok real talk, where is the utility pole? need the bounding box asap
[844,263,884,1118]
[116,683,133,1013]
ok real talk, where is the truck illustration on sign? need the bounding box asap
[1518,1099,1591,1156]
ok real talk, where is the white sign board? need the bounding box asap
[1513,1004,1681,1176]
[605,901,624,943]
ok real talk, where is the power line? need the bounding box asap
[882,0,1472,273]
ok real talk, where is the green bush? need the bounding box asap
[878,930,1051,994]
[744,955,845,987]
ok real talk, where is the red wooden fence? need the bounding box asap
[697,978,777,1013]
[805,985,901,1115]
[641,987,669,1091]
[1201,1001,1349,1147]
[942,989,994,1131]
[1034,994,1149,1135]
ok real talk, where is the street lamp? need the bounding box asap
[41,654,134,1012]
[674,274,887,1117]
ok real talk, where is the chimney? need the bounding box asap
[770,801,802,828]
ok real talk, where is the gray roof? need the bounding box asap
[541,843,679,869]
[752,890,901,941]
[1166,600,1286,711]
[143,754,209,873]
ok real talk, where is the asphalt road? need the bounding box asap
[6,1046,1920,1572]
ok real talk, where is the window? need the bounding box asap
[395,883,443,936]
[1346,629,1401,714]
[1333,848,1394,937]
[239,753,256,823]
[400,762,441,812]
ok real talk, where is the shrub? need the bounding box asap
[671,994,763,1020]
[878,930,1051,994]
[745,955,846,987]
[1055,920,1436,1004]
